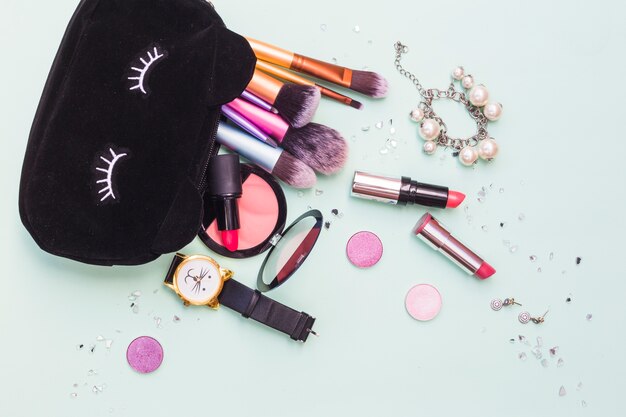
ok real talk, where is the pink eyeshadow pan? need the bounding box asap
[206,173,279,250]
[346,231,383,268]
[126,336,164,374]
[405,284,442,321]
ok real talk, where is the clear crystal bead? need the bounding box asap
[315,189,324,196]
[518,213,525,221]
[518,352,527,361]
[353,25,361,33]
[173,315,181,323]
[481,225,488,232]
[87,369,96,376]
[536,337,543,347]
[320,24,327,31]
[531,348,542,359]
[549,252,554,260]
[499,187,504,193]
[557,358,564,367]
[96,335,105,342]
[361,125,370,132]
[559,386,566,396]
[586,313,593,321]
[509,245,518,253]
[132,291,142,297]
[375,121,383,129]
[70,393,78,398]
[105,339,113,349]
[132,305,139,314]
[537,267,542,273]
[379,147,389,155]
[581,400,587,408]
[541,359,548,368]
[529,255,537,262]
[577,382,583,391]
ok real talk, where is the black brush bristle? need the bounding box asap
[273,84,320,128]
[272,150,317,189]
[350,70,388,98]
[281,123,348,175]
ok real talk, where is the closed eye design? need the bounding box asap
[96,148,127,202]
[128,46,165,95]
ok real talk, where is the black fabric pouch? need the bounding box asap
[19,0,256,265]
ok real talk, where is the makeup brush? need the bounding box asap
[240,90,277,113]
[247,70,320,128]
[256,60,362,110]
[216,123,316,189]
[246,37,388,98]
[227,98,348,175]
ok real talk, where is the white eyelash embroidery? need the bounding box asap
[128,46,165,95]
[96,148,128,202]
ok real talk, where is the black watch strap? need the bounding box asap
[219,279,316,342]
[164,254,316,342]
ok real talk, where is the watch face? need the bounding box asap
[174,257,222,305]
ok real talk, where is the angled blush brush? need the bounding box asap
[246,37,388,98]
[256,60,362,110]
[216,123,316,189]
[247,70,320,128]
[227,98,348,175]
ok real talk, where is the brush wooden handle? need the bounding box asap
[256,60,358,107]
[246,36,353,89]
[256,60,315,87]
[246,69,284,105]
[246,37,294,67]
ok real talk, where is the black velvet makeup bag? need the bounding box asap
[19,0,256,265]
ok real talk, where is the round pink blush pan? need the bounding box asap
[405,284,442,321]
[126,336,164,374]
[346,231,383,268]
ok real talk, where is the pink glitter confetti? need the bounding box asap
[405,284,442,321]
[126,336,163,374]
[346,231,383,268]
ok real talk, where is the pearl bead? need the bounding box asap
[459,146,478,166]
[478,138,499,160]
[469,85,489,107]
[419,119,441,141]
[461,75,474,89]
[423,141,437,155]
[452,66,465,80]
[409,109,424,122]
[483,102,503,121]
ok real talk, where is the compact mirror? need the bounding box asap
[257,210,323,292]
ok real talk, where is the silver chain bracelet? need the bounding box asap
[394,42,501,166]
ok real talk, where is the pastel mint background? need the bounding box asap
[1,0,624,416]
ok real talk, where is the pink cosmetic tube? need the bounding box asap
[413,213,495,279]
[227,97,289,142]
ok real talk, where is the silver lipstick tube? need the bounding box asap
[413,213,484,275]
[351,171,402,204]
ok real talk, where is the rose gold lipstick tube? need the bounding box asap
[413,213,494,279]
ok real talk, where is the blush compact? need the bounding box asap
[199,163,323,292]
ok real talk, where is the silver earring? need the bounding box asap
[519,309,549,324]
[490,297,522,311]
